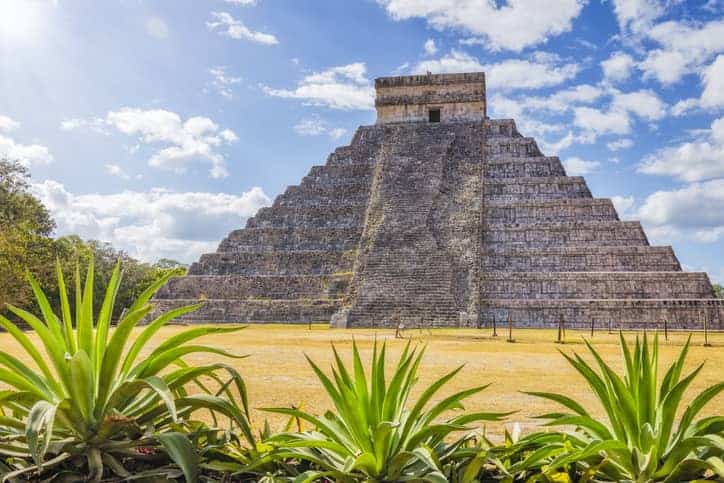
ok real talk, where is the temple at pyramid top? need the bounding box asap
[375,72,487,124]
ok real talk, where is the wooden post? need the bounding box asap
[663,318,669,341]
[506,314,514,343]
[703,311,711,347]
[590,318,595,338]
[492,317,498,337]
[608,318,612,334]
[556,315,565,344]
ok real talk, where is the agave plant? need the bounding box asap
[253,341,511,482]
[527,333,724,482]
[0,260,253,481]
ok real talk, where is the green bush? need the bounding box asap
[0,260,252,482]
[526,334,724,482]
[250,341,511,482]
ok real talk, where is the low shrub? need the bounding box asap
[526,334,724,482]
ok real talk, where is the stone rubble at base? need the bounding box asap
[151,72,724,329]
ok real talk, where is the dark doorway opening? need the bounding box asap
[429,109,441,123]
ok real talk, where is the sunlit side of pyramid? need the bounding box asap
[153,72,723,329]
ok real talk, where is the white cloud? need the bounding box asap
[60,117,109,135]
[601,52,635,82]
[637,179,724,243]
[413,51,578,91]
[207,11,278,45]
[64,108,238,179]
[0,116,53,167]
[638,116,724,182]
[293,118,347,140]
[225,0,257,4]
[607,138,634,151]
[262,62,375,111]
[424,38,437,55]
[563,156,600,175]
[105,164,131,180]
[639,19,724,85]
[611,90,667,121]
[208,66,242,100]
[573,106,631,137]
[611,0,666,35]
[0,115,20,132]
[145,16,169,39]
[611,195,636,218]
[378,0,584,52]
[32,180,271,263]
[701,55,724,109]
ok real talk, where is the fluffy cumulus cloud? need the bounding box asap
[601,52,635,83]
[262,63,375,111]
[572,89,666,140]
[32,180,271,263]
[378,0,584,52]
[293,118,347,140]
[611,0,666,35]
[63,108,238,179]
[636,179,724,243]
[701,55,724,109]
[607,138,634,151]
[414,51,578,91]
[639,19,724,85]
[638,116,724,182]
[611,195,636,218]
[207,11,278,45]
[0,114,53,167]
[563,156,600,175]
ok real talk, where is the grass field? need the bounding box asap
[1,324,722,437]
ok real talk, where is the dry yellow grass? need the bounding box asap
[0,324,721,437]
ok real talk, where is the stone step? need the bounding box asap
[484,156,565,178]
[484,119,520,138]
[481,246,681,272]
[306,163,376,181]
[218,226,363,252]
[480,298,724,330]
[156,274,351,300]
[484,221,648,247]
[189,250,355,276]
[149,298,340,324]
[275,182,370,207]
[485,137,542,158]
[484,176,591,201]
[248,204,367,229]
[485,199,619,224]
[481,272,714,299]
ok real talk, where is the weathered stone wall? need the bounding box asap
[375,72,486,124]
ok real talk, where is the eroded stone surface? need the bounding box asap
[152,72,723,329]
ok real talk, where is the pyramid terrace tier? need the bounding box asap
[189,250,356,276]
[483,221,649,247]
[149,298,341,324]
[155,274,351,300]
[480,299,724,330]
[484,176,592,201]
[485,199,619,224]
[484,156,566,178]
[481,272,714,300]
[485,137,542,158]
[217,226,363,252]
[481,246,681,272]
[246,203,367,229]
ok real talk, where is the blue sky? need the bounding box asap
[1,0,723,283]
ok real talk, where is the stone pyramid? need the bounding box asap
[153,72,723,329]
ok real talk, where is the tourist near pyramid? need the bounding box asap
[153,72,723,329]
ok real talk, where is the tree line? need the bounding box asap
[0,159,186,319]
